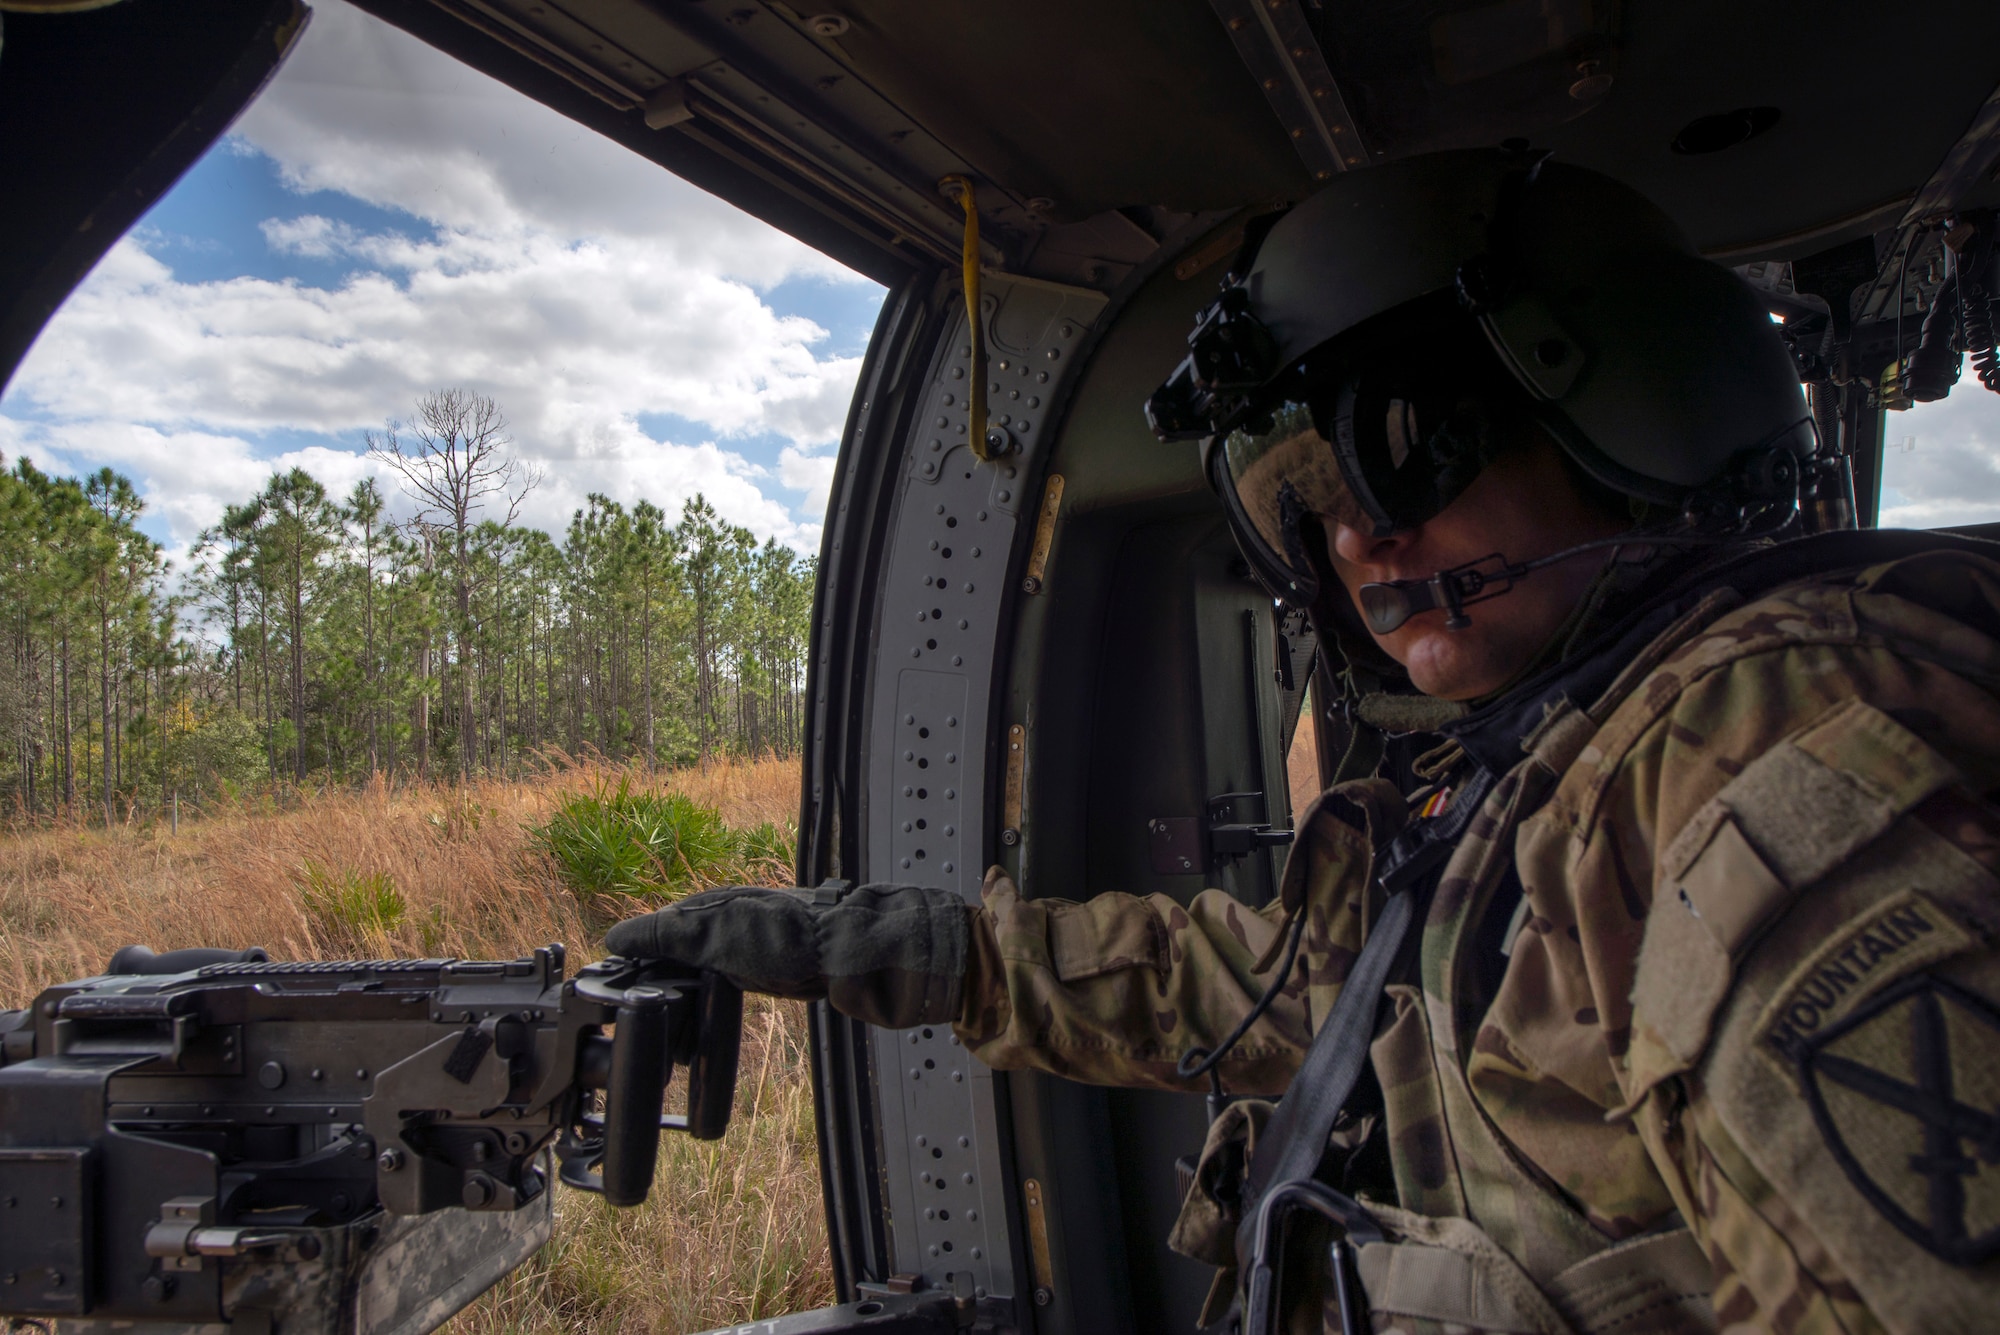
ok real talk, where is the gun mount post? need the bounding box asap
[601,984,671,1206]
[684,973,743,1141]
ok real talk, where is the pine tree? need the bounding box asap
[0,402,816,817]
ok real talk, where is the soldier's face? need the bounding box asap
[1324,437,1630,701]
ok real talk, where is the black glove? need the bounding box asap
[603,884,970,1029]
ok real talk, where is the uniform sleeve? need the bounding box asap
[1618,692,2000,1332]
[952,792,1383,1095]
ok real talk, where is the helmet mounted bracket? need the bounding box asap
[1145,284,1281,440]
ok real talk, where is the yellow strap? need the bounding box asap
[939,174,989,461]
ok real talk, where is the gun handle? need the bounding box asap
[600,985,670,1207]
[684,974,742,1141]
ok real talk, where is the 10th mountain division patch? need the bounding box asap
[1754,890,2000,1265]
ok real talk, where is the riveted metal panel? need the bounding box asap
[0,1149,91,1315]
[863,273,1106,1303]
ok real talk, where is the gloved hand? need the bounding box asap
[603,883,971,1030]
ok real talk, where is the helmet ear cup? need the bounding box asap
[1678,443,1804,535]
[1738,447,1800,506]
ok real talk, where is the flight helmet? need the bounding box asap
[1146,147,1815,617]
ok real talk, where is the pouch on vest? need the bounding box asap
[1171,1098,1383,1329]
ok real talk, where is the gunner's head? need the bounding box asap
[1147,147,1813,699]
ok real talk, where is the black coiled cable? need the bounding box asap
[1175,899,1309,1087]
[1965,275,2000,394]
[1905,269,1962,402]
[1959,214,2000,395]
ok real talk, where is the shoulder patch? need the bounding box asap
[1756,891,1976,1063]
[1778,969,2000,1265]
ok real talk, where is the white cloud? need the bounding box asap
[4,404,830,565]
[261,214,363,258]
[231,0,851,288]
[1878,385,2000,528]
[0,0,882,557]
[15,230,860,449]
[517,424,809,547]
[779,446,839,520]
[0,416,377,573]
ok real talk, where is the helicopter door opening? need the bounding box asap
[990,254,1319,1334]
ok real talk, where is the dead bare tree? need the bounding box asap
[369,389,541,781]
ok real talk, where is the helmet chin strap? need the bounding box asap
[1355,535,1713,635]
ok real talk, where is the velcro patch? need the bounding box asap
[1756,890,1975,1065]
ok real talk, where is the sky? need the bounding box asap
[1876,380,2000,528]
[0,1,1996,565]
[0,0,886,568]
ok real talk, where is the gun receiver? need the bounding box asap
[0,945,742,1335]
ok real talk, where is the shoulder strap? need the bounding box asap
[1240,882,1421,1205]
[1240,766,1495,1206]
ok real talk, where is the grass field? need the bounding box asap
[0,756,833,1335]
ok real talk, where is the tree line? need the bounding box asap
[0,391,815,822]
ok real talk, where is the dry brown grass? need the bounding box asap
[0,754,834,1334]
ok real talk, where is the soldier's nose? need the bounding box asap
[1329,520,1413,571]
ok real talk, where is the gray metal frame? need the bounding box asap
[858,273,1108,1304]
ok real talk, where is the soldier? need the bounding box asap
[607,149,2000,1333]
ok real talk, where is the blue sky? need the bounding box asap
[0,0,885,563]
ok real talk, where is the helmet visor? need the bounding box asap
[1215,401,1364,606]
[1214,304,1528,607]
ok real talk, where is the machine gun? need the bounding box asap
[0,944,742,1335]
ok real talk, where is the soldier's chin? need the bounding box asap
[1393,620,1503,702]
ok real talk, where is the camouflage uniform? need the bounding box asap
[955,544,2000,1333]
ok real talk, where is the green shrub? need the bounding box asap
[299,862,406,949]
[738,820,797,874]
[529,778,740,902]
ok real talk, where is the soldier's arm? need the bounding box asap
[953,790,1384,1095]
[1598,652,2000,1331]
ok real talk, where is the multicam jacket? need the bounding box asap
[954,538,2000,1334]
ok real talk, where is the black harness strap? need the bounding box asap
[1240,879,1421,1208]
[1229,768,1495,1335]
[1239,765,1495,1211]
